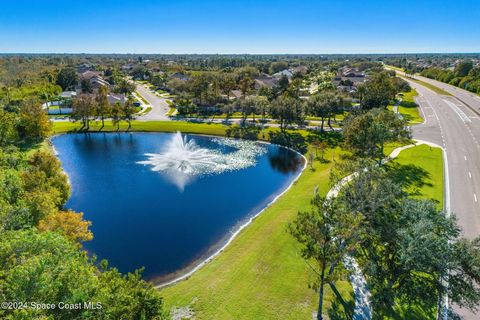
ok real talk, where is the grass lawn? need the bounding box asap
[385,65,404,72]
[52,120,229,136]
[400,75,452,96]
[398,89,423,124]
[135,91,150,105]
[137,106,152,116]
[388,144,444,208]
[166,107,176,116]
[160,146,354,320]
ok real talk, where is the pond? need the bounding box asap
[52,132,304,282]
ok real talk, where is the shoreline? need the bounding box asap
[154,145,307,289]
[49,131,308,289]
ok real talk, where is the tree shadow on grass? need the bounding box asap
[306,130,343,148]
[386,162,432,195]
[327,289,355,320]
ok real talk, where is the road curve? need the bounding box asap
[135,83,171,121]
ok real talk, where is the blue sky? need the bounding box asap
[1,0,479,54]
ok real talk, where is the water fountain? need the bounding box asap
[138,132,266,190]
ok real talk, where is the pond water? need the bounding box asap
[52,132,304,282]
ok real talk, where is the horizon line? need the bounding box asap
[1,52,480,56]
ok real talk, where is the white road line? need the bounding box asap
[443,99,472,123]
[469,172,472,179]
[423,99,440,121]
[465,156,468,161]
[475,194,478,203]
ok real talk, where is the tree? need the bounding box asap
[114,79,135,95]
[254,95,270,123]
[362,72,397,109]
[269,61,289,74]
[454,61,473,77]
[0,110,18,146]
[0,229,168,319]
[311,139,327,161]
[17,101,51,141]
[276,74,290,94]
[111,102,123,130]
[38,210,93,243]
[96,86,111,129]
[290,196,361,320]
[343,108,409,164]
[239,76,254,96]
[80,78,93,93]
[56,67,78,90]
[131,65,149,80]
[307,94,332,132]
[338,168,480,318]
[122,99,136,130]
[270,95,303,132]
[72,94,95,129]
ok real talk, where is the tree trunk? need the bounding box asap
[317,261,326,320]
[320,118,325,133]
[327,116,333,130]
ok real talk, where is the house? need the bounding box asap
[78,70,109,92]
[254,73,278,90]
[77,63,93,73]
[107,94,126,105]
[272,69,294,80]
[79,70,103,80]
[60,91,77,99]
[290,65,308,75]
[170,72,189,81]
[340,67,365,78]
[229,89,243,99]
[89,77,110,90]
[121,63,135,71]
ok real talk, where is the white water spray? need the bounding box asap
[137,132,266,190]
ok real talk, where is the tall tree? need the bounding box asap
[290,196,361,320]
[96,86,111,129]
[17,101,51,141]
[270,95,303,132]
[362,72,397,109]
[72,94,95,129]
[307,93,332,132]
[343,108,409,164]
[122,99,136,130]
[56,67,78,91]
[111,102,123,131]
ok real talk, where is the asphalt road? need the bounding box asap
[135,83,170,121]
[404,79,480,319]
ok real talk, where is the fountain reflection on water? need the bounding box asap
[138,132,266,190]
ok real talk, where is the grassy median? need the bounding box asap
[388,144,444,208]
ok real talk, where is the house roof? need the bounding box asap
[90,77,109,87]
[254,73,278,89]
[107,94,126,104]
[170,72,189,81]
[229,89,243,99]
[290,65,308,74]
[79,70,102,80]
[60,91,77,98]
[273,69,294,79]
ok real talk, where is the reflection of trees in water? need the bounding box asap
[268,148,303,174]
[73,133,139,155]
